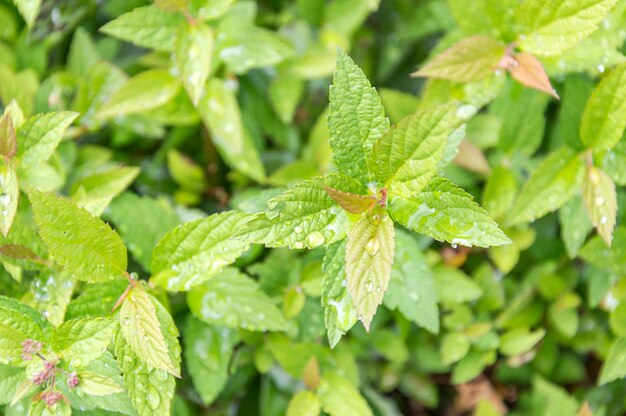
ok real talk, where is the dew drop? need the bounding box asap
[365,237,380,256]
[600,216,608,224]
[595,196,605,206]
[451,243,458,249]
[0,193,11,206]
[306,231,325,248]
[365,280,373,293]
[293,241,304,249]
[146,386,161,410]
[294,225,303,233]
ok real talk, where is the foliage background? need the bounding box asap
[1,0,626,415]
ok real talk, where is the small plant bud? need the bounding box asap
[67,373,79,388]
[21,339,42,361]
[31,360,56,385]
[41,390,64,407]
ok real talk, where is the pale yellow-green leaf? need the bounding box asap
[71,165,140,216]
[78,371,125,396]
[120,287,179,377]
[96,69,181,120]
[173,22,213,106]
[16,111,78,169]
[0,163,18,237]
[317,374,373,416]
[516,0,617,56]
[51,317,116,366]
[582,166,617,246]
[580,62,626,150]
[12,0,41,27]
[345,210,395,331]
[286,390,321,416]
[413,35,506,82]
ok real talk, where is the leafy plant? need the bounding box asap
[1,0,626,415]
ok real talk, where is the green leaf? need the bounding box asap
[389,177,510,248]
[384,230,439,334]
[28,188,128,282]
[0,163,18,237]
[189,0,233,20]
[99,5,184,51]
[507,148,584,225]
[370,104,457,196]
[499,327,545,356]
[238,177,353,249]
[166,149,206,193]
[12,0,41,27]
[0,296,45,366]
[580,62,626,150]
[441,333,470,365]
[490,80,549,156]
[317,374,373,416]
[51,317,116,367]
[345,210,395,331]
[183,316,236,405]
[516,0,617,56]
[151,211,251,291]
[21,270,75,325]
[187,267,289,331]
[582,166,617,245]
[96,69,181,120]
[579,227,626,273]
[115,333,175,416]
[531,376,580,415]
[599,337,626,384]
[77,371,125,396]
[328,50,390,181]
[198,78,265,182]
[16,111,78,169]
[0,364,25,404]
[71,165,140,216]
[286,390,321,416]
[482,165,517,221]
[67,27,101,76]
[119,286,179,377]
[432,265,483,304]
[65,280,127,319]
[269,72,304,124]
[322,241,357,348]
[413,36,505,82]
[215,22,294,74]
[107,193,180,272]
[173,22,213,106]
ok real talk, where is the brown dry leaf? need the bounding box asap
[413,35,506,83]
[0,114,17,159]
[577,401,593,416]
[509,53,559,99]
[453,375,507,415]
[324,187,376,214]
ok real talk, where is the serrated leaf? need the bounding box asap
[107,193,180,272]
[115,333,175,416]
[509,53,559,99]
[580,62,626,150]
[71,165,140,216]
[384,230,439,334]
[0,163,18,237]
[173,22,213,106]
[51,317,116,366]
[508,148,584,225]
[0,113,17,158]
[328,50,390,181]
[287,390,321,416]
[324,187,375,215]
[198,78,265,182]
[345,210,395,331]
[322,241,357,348]
[151,211,251,291]
[413,36,506,82]
[96,69,181,120]
[12,0,41,27]
[22,271,75,327]
[78,371,125,396]
[238,177,353,249]
[99,5,184,51]
[370,104,457,196]
[582,166,617,245]
[516,0,617,56]
[187,267,288,331]
[317,374,373,416]
[119,287,179,376]
[16,111,78,169]
[28,188,127,282]
[184,316,236,405]
[0,296,45,366]
[65,280,127,319]
[599,337,626,384]
[389,177,510,247]
[433,265,483,304]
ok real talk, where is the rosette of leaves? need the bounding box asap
[239,51,511,336]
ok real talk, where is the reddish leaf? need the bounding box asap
[509,53,559,99]
[324,187,375,214]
